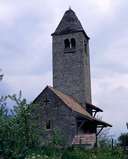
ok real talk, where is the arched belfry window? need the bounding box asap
[71,38,76,48]
[64,39,70,48]
[64,38,76,53]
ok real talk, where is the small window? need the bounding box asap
[84,40,88,56]
[71,38,76,48]
[64,39,70,48]
[46,120,51,130]
[84,40,86,46]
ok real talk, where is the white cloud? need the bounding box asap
[1,71,52,101]
[92,73,128,137]
[91,0,114,13]
[105,34,128,65]
[0,2,17,25]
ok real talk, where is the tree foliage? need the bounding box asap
[98,128,113,148]
[0,92,40,159]
[118,133,128,147]
[52,129,66,147]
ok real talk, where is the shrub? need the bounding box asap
[52,129,66,147]
[118,133,128,147]
[0,93,40,159]
[62,147,125,159]
[26,147,62,159]
[62,147,88,159]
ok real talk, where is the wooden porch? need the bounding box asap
[72,134,96,145]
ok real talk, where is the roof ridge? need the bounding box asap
[48,86,92,119]
[33,85,112,127]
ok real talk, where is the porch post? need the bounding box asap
[95,128,98,148]
[95,126,104,148]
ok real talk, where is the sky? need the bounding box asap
[0,0,128,138]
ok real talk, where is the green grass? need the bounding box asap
[25,146,126,159]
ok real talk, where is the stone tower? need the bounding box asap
[52,8,92,106]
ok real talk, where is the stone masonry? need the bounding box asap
[33,86,77,146]
[52,29,91,106]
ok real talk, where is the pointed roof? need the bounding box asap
[52,9,89,39]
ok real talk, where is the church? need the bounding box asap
[33,8,112,147]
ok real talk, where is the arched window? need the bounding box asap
[71,38,76,48]
[64,39,70,48]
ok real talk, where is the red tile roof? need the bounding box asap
[48,86,112,127]
[34,85,112,127]
[86,103,103,112]
[48,86,92,120]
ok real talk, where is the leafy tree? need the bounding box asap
[9,92,40,147]
[52,129,66,147]
[118,133,128,147]
[98,128,113,148]
[0,96,8,156]
[0,92,40,158]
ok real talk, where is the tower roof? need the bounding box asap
[52,8,89,38]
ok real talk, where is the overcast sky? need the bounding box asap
[0,0,128,137]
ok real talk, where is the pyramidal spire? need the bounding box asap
[52,9,89,38]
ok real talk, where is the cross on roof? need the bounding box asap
[43,96,49,105]
[69,6,71,10]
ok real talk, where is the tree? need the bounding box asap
[118,133,128,147]
[8,92,40,148]
[0,96,10,158]
[0,92,40,158]
[98,128,113,148]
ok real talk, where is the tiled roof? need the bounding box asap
[48,86,92,120]
[48,86,112,127]
[93,118,112,127]
[86,103,103,112]
[52,9,89,38]
[34,85,111,127]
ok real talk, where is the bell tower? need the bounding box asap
[51,8,92,106]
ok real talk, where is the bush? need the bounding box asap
[0,93,40,159]
[41,146,62,157]
[52,129,66,147]
[118,133,128,147]
[26,147,62,159]
[62,147,124,159]
[62,147,89,159]
[0,93,126,159]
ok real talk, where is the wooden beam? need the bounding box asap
[93,111,97,117]
[96,126,104,136]
[78,120,86,130]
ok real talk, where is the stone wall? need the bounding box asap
[33,87,77,146]
[52,32,92,107]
